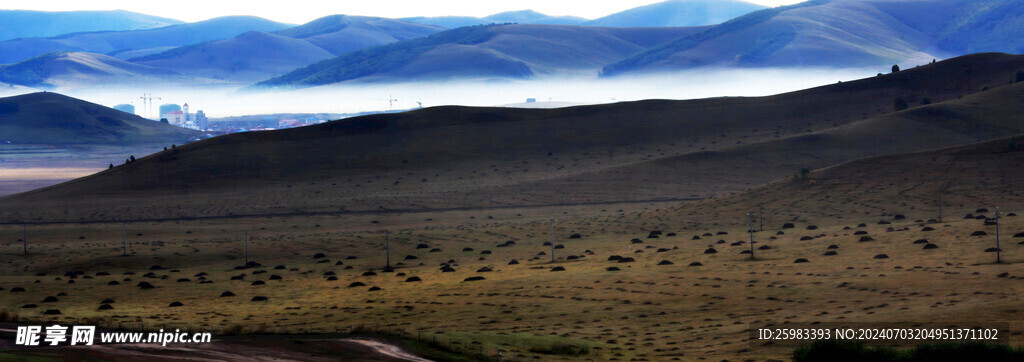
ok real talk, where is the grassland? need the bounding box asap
[3,54,1024,360]
[3,137,1024,360]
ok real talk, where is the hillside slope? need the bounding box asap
[5,53,1023,221]
[586,0,766,27]
[0,51,187,89]
[258,24,705,86]
[130,31,334,82]
[603,0,1024,75]
[0,10,182,41]
[403,10,587,28]
[0,16,293,64]
[274,15,445,56]
[0,92,200,144]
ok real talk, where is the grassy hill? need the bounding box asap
[403,10,587,28]
[130,31,334,82]
[585,0,766,27]
[0,10,182,41]
[603,0,1024,76]
[0,92,199,144]
[8,53,1024,222]
[5,54,1024,362]
[0,16,293,65]
[257,24,705,86]
[274,15,445,56]
[0,51,188,89]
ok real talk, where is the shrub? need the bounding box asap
[893,96,908,111]
[891,64,900,73]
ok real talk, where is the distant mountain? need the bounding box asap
[403,9,587,28]
[0,10,182,41]
[0,92,199,144]
[10,53,1024,221]
[130,31,334,82]
[483,10,587,25]
[0,16,293,64]
[586,0,766,27]
[0,51,186,89]
[602,0,1024,76]
[274,15,445,56]
[258,24,705,86]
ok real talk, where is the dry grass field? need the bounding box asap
[2,53,1024,360]
[3,139,1024,360]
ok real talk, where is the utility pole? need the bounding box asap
[122,222,127,256]
[994,207,1002,263]
[747,210,757,260]
[385,230,390,268]
[244,230,249,265]
[550,218,555,263]
[938,193,943,223]
[23,224,27,255]
[759,206,764,231]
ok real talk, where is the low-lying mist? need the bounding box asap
[4,67,879,118]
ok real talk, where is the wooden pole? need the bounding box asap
[995,207,1001,263]
[122,222,127,256]
[748,210,756,260]
[386,230,390,268]
[244,230,249,265]
[550,218,555,262]
[23,224,27,255]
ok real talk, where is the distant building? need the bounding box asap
[159,104,181,120]
[113,104,135,114]
[166,110,185,126]
[159,102,209,131]
[195,110,208,130]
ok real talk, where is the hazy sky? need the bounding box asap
[11,0,806,24]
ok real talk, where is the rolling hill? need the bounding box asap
[0,10,182,41]
[0,51,188,89]
[273,15,445,56]
[129,31,335,82]
[0,16,294,64]
[585,0,766,27]
[257,24,706,86]
[0,92,200,144]
[603,0,1024,76]
[7,53,1024,222]
[403,10,587,28]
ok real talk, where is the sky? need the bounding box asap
[9,0,806,24]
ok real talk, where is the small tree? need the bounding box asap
[893,96,908,111]
[891,64,900,73]
[108,164,113,169]
[160,118,169,124]
[129,155,136,163]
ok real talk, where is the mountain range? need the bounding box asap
[1,0,1023,89]
[0,10,182,41]
[603,0,1024,76]
[5,53,1023,221]
[258,24,706,86]
[0,16,294,65]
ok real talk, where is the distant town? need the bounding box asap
[112,101,417,135]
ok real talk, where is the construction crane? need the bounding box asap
[138,93,161,119]
[377,95,398,111]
